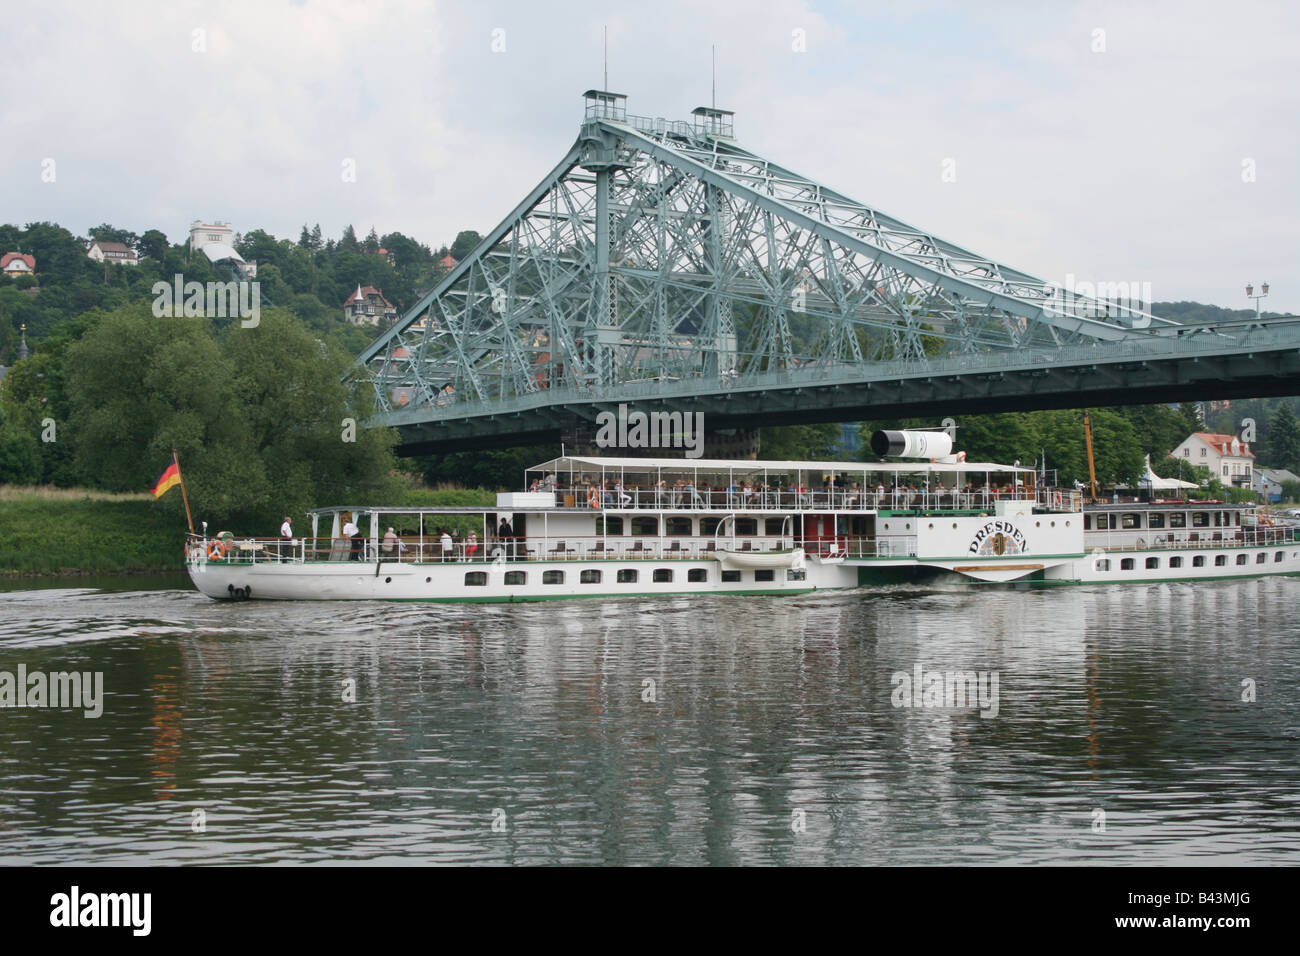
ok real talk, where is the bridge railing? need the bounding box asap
[375,317,1300,424]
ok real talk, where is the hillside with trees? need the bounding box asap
[3,218,1298,498]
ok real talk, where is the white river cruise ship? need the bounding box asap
[186,432,1300,602]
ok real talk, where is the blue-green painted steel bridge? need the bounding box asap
[350,92,1300,454]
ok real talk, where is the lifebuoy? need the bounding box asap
[587,487,601,509]
[208,539,226,561]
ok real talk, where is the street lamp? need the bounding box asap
[1246,282,1270,318]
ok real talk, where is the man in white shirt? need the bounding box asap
[440,528,454,562]
[342,516,361,560]
[279,516,292,560]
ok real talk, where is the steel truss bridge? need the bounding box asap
[352,92,1300,454]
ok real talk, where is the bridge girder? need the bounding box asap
[352,99,1180,432]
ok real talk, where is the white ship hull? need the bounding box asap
[187,555,857,602]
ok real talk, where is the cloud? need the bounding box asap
[1,0,1295,312]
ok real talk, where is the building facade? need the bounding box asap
[1169,432,1255,487]
[87,240,139,265]
[343,285,398,326]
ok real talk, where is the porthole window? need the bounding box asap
[1193,556,1206,567]
[464,572,487,586]
[580,569,602,583]
[754,569,775,582]
[720,570,741,583]
[688,568,708,582]
[1145,557,1159,569]
[504,571,526,585]
[1121,558,1135,570]
[1236,554,1248,566]
[543,570,564,584]
[1169,556,1183,568]
[653,568,673,583]
[1255,553,1266,564]
[617,568,638,583]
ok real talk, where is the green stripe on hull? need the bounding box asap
[217,587,832,603]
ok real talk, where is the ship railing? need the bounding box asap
[1083,528,1300,552]
[547,486,1076,513]
[186,532,920,564]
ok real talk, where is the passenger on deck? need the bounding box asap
[465,530,479,558]
[381,527,400,559]
[343,515,362,560]
[440,528,454,562]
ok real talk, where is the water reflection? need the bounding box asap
[0,578,1297,864]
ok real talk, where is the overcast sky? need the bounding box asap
[2,0,1296,313]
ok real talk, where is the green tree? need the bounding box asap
[449,230,482,261]
[1268,403,1300,471]
[62,304,400,528]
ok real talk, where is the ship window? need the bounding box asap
[1096,515,1110,530]
[596,516,623,535]
[688,568,708,582]
[1169,556,1183,568]
[1215,555,1227,566]
[504,571,526,585]
[1122,513,1142,529]
[1256,553,1267,564]
[631,516,658,536]
[1193,512,1209,527]
[1083,515,1091,530]
[765,518,787,535]
[734,517,758,535]
[1169,513,1186,528]
[580,569,602,583]
[1276,552,1285,563]
[721,570,741,583]
[543,570,564,584]
[787,569,806,581]
[1097,559,1111,571]
[1121,558,1135,570]
[653,568,673,582]
[1148,513,1165,528]
[665,516,692,536]
[617,568,638,583]
[754,569,775,582]
[700,517,722,535]
[1236,554,1248,565]
[1145,557,1159,569]
[1193,555,1205,567]
[464,572,487,586]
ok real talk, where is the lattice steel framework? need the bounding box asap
[355,93,1175,416]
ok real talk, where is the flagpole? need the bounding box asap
[173,449,196,536]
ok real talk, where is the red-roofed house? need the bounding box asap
[438,254,458,271]
[1,253,36,275]
[343,284,398,327]
[1170,432,1255,487]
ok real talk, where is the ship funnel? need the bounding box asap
[870,430,954,459]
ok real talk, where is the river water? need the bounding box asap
[0,575,1297,865]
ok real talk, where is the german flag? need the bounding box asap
[149,455,182,499]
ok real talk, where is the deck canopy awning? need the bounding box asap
[529,455,1034,477]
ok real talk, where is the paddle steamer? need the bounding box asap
[186,431,1300,601]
